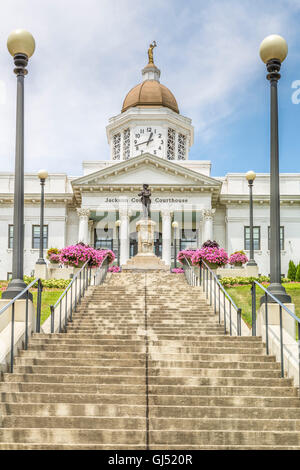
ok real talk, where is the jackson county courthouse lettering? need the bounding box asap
[0,50,300,279]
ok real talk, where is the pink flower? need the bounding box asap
[108,266,121,273]
[229,252,248,265]
[171,268,184,273]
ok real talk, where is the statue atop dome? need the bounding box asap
[148,41,157,64]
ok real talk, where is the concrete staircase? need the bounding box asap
[0,271,300,449]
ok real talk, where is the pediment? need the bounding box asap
[72,153,221,189]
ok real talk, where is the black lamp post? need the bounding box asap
[115,220,121,266]
[172,221,178,268]
[36,169,48,265]
[259,34,291,303]
[3,29,35,300]
[246,171,257,267]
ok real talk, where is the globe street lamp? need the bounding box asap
[245,171,257,267]
[259,34,291,303]
[3,30,35,300]
[36,170,48,265]
[172,221,179,268]
[115,220,121,266]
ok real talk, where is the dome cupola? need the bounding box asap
[121,42,179,114]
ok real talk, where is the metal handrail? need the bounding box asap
[252,280,300,384]
[92,255,109,286]
[49,255,110,334]
[50,259,90,334]
[183,256,242,336]
[0,277,43,372]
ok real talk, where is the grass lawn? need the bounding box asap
[227,283,300,328]
[0,287,64,325]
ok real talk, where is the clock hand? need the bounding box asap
[146,132,153,146]
[136,139,153,146]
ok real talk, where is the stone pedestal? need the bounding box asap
[34,263,49,280]
[122,219,169,271]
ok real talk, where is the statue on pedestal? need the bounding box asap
[138,184,151,219]
[147,41,157,64]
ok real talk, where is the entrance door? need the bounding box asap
[94,228,113,250]
[129,232,138,257]
[154,232,162,258]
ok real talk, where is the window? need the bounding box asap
[112,133,121,160]
[244,226,260,250]
[123,128,130,160]
[32,225,48,249]
[7,272,12,280]
[268,226,284,250]
[8,224,13,248]
[177,133,186,160]
[167,128,175,160]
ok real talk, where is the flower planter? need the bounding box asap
[205,262,219,270]
[233,262,243,267]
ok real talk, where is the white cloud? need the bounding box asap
[0,0,298,175]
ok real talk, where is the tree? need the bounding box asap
[288,260,297,281]
[295,264,300,282]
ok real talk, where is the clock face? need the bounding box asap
[133,126,165,158]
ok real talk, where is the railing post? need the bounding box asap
[10,303,15,373]
[50,305,54,334]
[59,302,62,333]
[218,285,221,324]
[223,291,226,334]
[229,302,232,336]
[265,292,269,354]
[237,308,242,336]
[214,278,216,315]
[279,305,284,378]
[79,271,82,303]
[298,322,300,397]
[36,279,42,334]
[251,282,256,336]
[64,293,68,333]
[209,271,212,306]
[70,284,73,323]
[25,289,29,350]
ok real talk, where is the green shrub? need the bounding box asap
[288,261,297,281]
[24,275,70,289]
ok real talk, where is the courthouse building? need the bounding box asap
[0,54,299,279]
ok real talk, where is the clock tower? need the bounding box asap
[106,45,194,162]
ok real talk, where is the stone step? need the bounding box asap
[3,374,291,388]
[1,392,299,407]
[14,358,279,369]
[1,416,300,432]
[10,365,281,379]
[28,338,263,348]
[0,428,299,446]
[2,403,300,420]
[0,428,146,445]
[12,365,282,378]
[26,344,265,354]
[17,351,272,361]
[0,382,296,397]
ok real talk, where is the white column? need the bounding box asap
[162,209,171,266]
[77,208,90,244]
[88,220,94,246]
[202,209,215,243]
[120,208,129,265]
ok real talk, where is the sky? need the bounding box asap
[0,0,299,177]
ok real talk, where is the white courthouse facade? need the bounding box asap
[0,57,300,279]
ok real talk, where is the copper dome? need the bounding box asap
[122,79,179,114]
